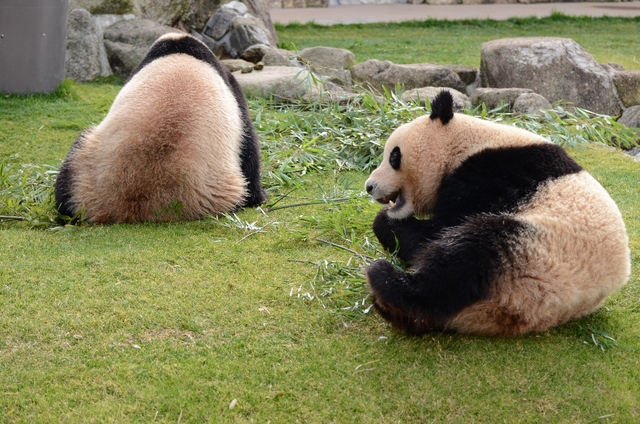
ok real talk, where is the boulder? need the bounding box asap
[470,87,534,110]
[136,0,191,26]
[401,87,470,112]
[298,46,355,86]
[480,37,622,116]
[512,93,552,115]
[70,0,190,26]
[242,0,279,44]
[183,0,278,45]
[233,66,349,101]
[233,66,319,99]
[93,14,136,34]
[282,0,305,6]
[222,58,257,73]
[613,71,640,108]
[200,1,272,60]
[351,59,467,94]
[261,48,298,67]
[618,105,640,130]
[240,45,270,64]
[305,0,329,6]
[103,19,182,77]
[444,64,479,94]
[626,147,640,161]
[69,0,133,14]
[65,8,112,82]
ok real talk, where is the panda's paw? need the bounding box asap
[373,209,401,253]
[238,188,268,210]
[365,259,410,305]
[366,259,423,332]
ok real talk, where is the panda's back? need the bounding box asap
[70,54,247,223]
[517,170,630,297]
[449,169,630,336]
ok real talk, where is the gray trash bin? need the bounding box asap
[0,0,69,94]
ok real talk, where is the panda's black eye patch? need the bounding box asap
[389,146,401,170]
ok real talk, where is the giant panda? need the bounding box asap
[54,33,267,223]
[364,90,630,337]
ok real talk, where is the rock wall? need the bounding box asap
[63,5,640,136]
[268,0,632,7]
[407,0,632,5]
[70,0,277,36]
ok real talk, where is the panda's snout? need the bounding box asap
[366,183,374,194]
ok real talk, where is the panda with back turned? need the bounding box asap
[364,90,630,337]
[55,33,266,223]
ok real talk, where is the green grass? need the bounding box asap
[1,15,640,422]
[276,14,640,70]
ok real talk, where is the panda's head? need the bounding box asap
[365,90,455,219]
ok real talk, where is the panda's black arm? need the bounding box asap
[367,214,525,335]
[373,207,453,264]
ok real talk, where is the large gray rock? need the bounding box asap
[103,19,182,77]
[69,0,133,14]
[298,46,355,86]
[626,147,640,161]
[512,93,552,115]
[136,0,191,26]
[70,0,277,38]
[233,66,350,101]
[480,37,622,116]
[242,0,278,45]
[65,8,112,82]
[70,0,190,26]
[351,59,467,94]
[200,1,272,59]
[261,48,298,67]
[444,64,479,95]
[234,66,319,99]
[445,65,478,86]
[401,87,469,111]
[183,0,278,45]
[93,14,136,35]
[618,105,640,130]
[470,87,534,110]
[613,71,640,108]
[222,58,256,73]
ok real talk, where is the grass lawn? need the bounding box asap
[1,15,639,423]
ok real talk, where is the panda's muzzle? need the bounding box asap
[374,190,405,211]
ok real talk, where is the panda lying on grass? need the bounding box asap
[55,33,266,223]
[365,90,630,337]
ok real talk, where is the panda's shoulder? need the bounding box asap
[434,142,583,217]
[466,142,582,179]
[127,33,228,83]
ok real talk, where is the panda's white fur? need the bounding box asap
[365,91,630,336]
[55,33,266,223]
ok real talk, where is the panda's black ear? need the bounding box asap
[429,90,454,125]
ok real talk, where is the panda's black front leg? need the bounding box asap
[367,215,517,335]
[373,207,448,264]
[366,259,449,334]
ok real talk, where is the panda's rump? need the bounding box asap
[448,171,630,336]
[71,55,246,222]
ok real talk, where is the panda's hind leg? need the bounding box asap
[367,215,529,335]
[366,259,450,334]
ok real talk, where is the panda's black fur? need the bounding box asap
[55,33,266,223]
[365,91,630,336]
